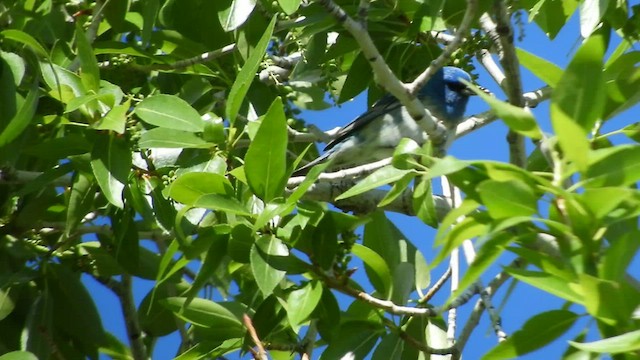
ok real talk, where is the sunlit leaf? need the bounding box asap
[483,310,579,359]
[250,236,288,297]
[226,16,276,123]
[135,94,204,132]
[245,98,288,201]
[570,330,640,354]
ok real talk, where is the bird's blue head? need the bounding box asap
[417,66,475,126]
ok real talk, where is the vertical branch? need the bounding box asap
[493,1,526,167]
[121,274,148,360]
[441,176,461,346]
[357,0,370,28]
[301,320,318,360]
[479,3,527,167]
[447,247,460,346]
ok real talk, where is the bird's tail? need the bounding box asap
[291,151,333,177]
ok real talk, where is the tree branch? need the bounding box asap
[408,0,479,95]
[454,258,522,358]
[318,271,439,317]
[121,274,148,360]
[419,267,452,303]
[314,0,448,144]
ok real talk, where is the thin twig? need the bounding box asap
[319,271,439,317]
[381,318,458,356]
[243,314,268,360]
[419,267,452,303]
[454,258,522,358]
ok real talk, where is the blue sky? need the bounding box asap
[85,8,640,360]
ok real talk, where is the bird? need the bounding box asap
[292,66,477,176]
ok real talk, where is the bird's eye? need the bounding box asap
[447,82,468,92]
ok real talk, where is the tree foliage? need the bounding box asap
[1,0,639,359]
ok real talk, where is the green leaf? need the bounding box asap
[550,108,590,172]
[39,62,86,102]
[245,97,288,201]
[135,94,204,132]
[423,156,471,180]
[93,99,129,134]
[277,0,302,15]
[90,133,131,209]
[0,289,14,321]
[352,243,393,298]
[0,83,38,146]
[169,172,234,205]
[570,330,640,354]
[335,166,412,200]
[141,0,159,46]
[469,83,542,139]
[139,283,184,337]
[580,187,638,220]
[104,0,130,31]
[585,145,640,187]
[162,297,245,340]
[372,333,404,360]
[320,321,383,360]
[378,171,415,207]
[551,33,606,133]
[226,16,276,123]
[505,268,584,304]
[516,48,563,87]
[0,352,38,360]
[1,51,25,87]
[111,209,140,273]
[218,0,256,31]
[192,194,251,216]
[1,30,48,58]
[339,52,372,103]
[477,179,538,219]
[138,128,208,149]
[287,280,323,327]
[250,236,288,296]
[48,265,106,349]
[22,293,52,359]
[483,310,579,359]
[65,172,98,237]
[412,176,438,227]
[413,250,430,295]
[390,262,414,305]
[525,0,579,39]
[579,273,639,325]
[432,216,488,267]
[75,23,100,92]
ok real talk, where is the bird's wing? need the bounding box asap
[324,94,403,151]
